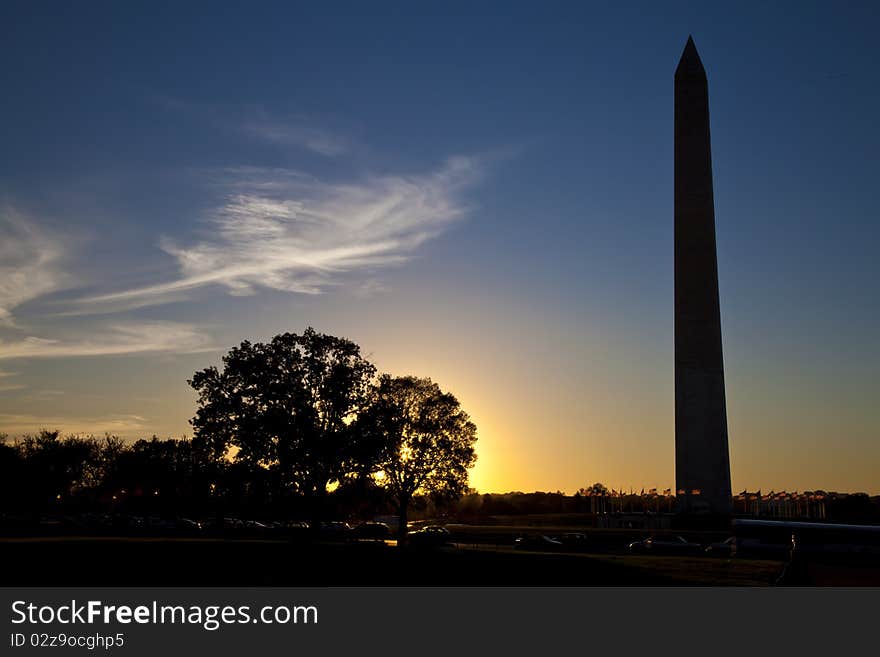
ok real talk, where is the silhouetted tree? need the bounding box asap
[188,328,378,527]
[15,430,98,512]
[0,434,23,514]
[81,434,126,490]
[101,437,202,515]
[360,375,477,541]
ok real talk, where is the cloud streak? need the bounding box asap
[0,322,215,360]
[0,370,25,392]
[243,115,349,156]
[74,157,481,310]
[0,207,67,327]
[151,95,351,157]
[0,413,150,437]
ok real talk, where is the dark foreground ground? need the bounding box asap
[0,536,799,586]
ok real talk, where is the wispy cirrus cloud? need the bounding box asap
[0,207,68,327]
[0,371,26,392]
[0,322,214,360]
[150,95,351,157]
[0,412,149,437]
[0,369,26,392]
[243,115,349,156]
[74,156,481,310]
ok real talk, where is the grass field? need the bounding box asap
[0,536,785,586]
[583,553,782,586]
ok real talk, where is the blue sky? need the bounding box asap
[1,2,878,493]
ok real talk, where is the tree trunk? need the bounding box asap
[308,486,326,536]
[397,496,410,545]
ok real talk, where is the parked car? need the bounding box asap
[177,518,203,533]
[145,516,174,530]
[353,521,392,541]
[320,521,353,540]
[705,536,737,557]
[243,520,269,531]
[514,534,564,551]
[408,526,451,548]
[559,533,589,550]
[222,517,246,531]
[627,535,703,555]
[705,535,790,559]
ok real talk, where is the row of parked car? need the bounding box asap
[511,532,748,557]
[513,533,590,551]
[320,521,454,547]
[4,513,455,547]
[628,535,713,555]
[32,514,303,534]
[628,534,798,557]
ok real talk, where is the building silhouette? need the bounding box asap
[674,36,733,515]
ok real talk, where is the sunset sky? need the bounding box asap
[1,2,877,494]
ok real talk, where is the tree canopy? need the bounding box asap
[188,328,377,522]
[359,375,477,539]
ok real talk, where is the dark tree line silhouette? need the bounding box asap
[0,328,477,540]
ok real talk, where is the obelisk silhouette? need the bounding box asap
[674,36,732,515]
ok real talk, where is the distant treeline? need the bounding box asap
[2,432,877,525]
[0,431,411,522]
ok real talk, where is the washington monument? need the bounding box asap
[674,36,733,515]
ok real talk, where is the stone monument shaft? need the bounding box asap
[674,36,732,514]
